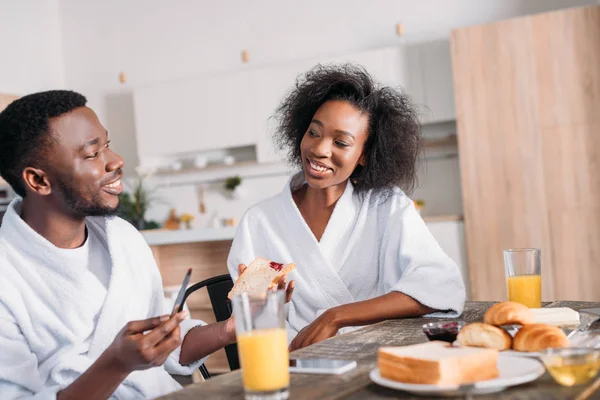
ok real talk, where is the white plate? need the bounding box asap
[369,355,545,397]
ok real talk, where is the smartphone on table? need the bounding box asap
[289,359,357,375]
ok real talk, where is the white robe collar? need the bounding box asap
[279,173,359,306]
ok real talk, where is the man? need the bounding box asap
[0,90,292,399]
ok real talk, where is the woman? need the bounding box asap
[228,64,465,350]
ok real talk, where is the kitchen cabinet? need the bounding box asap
[419,39,456,123]
[251,59,314,164]
[426,220,469,296]
[327,41,456,124]
[133,40,456,164]
[133,70,256,159]
[326,45,424,100]
[452,5,600,301]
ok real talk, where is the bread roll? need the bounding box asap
[484,301,535,326]
[457,323,512,350]
[512,323,569,352]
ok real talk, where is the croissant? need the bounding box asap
[457,323,512,350]
[484,301,535,326]
[513,323,569,352]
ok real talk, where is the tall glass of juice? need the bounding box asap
[231,291,289,400]
[503,248,542,308]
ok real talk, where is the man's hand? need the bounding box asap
[107,311,188,373]
[57,311,188,400]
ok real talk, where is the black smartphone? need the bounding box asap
[171,268,192,317]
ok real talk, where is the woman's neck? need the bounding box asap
[293,180,348,241]
[303,181,347,210]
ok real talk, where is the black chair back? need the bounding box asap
[182,274,240,379]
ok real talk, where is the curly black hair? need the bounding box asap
[0,90,87,197]
[273,64,422,194]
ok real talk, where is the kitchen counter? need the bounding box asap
[422,214,464,223]
[141,227,237,246]
[141,215,464,246]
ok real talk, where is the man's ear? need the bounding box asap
[22,167,52,196]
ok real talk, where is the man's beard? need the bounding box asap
[56,177,119,218]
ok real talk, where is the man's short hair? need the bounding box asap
[0,90,87,197]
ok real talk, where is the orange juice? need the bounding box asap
[507,274,541,308]
[237,328,289,392]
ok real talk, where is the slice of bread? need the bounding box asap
[378,341,499,385]
[227,257,296,299]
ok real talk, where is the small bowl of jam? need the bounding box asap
[422,321,466,343]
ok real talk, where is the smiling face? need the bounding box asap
[300,100,369,190]
[43,106,125,217]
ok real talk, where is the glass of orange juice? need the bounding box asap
[231,291,289,400]
[503,248,542,308]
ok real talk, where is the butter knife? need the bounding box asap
[567,308,600,339]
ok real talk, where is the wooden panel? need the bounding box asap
[452,6,600,301]
[548,208,600,301]
[540,124,600,212]
[0,93,19,111]
[153,240,233,373]
[531,6,600,127]
[451,16,554,301]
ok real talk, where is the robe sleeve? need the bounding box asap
[382,195,466,317]
[227,211,257,281]
[0,301,61,399]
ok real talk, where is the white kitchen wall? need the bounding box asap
[57,0,595,177]
[0,0,65,94]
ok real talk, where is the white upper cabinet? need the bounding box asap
[134,70,256,159]
[418,39,456,123]
[133,41,456,163]
[250,59,315,164]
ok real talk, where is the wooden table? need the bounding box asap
[161,301,600,399]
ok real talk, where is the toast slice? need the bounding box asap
[227,257,296,299]
[378,341,499,385]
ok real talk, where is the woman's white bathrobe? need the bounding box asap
[228,173,466,339]
[0,200,206,400]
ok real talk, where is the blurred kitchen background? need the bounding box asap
[2,0,599,372]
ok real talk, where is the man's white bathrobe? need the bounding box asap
[0,200,206,400]
[228,173,466,339]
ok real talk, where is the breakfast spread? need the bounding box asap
[456,301,569,353]
[377,301,579,391]
[227,257,295,299]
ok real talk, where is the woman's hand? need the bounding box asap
[289,310,339,352]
